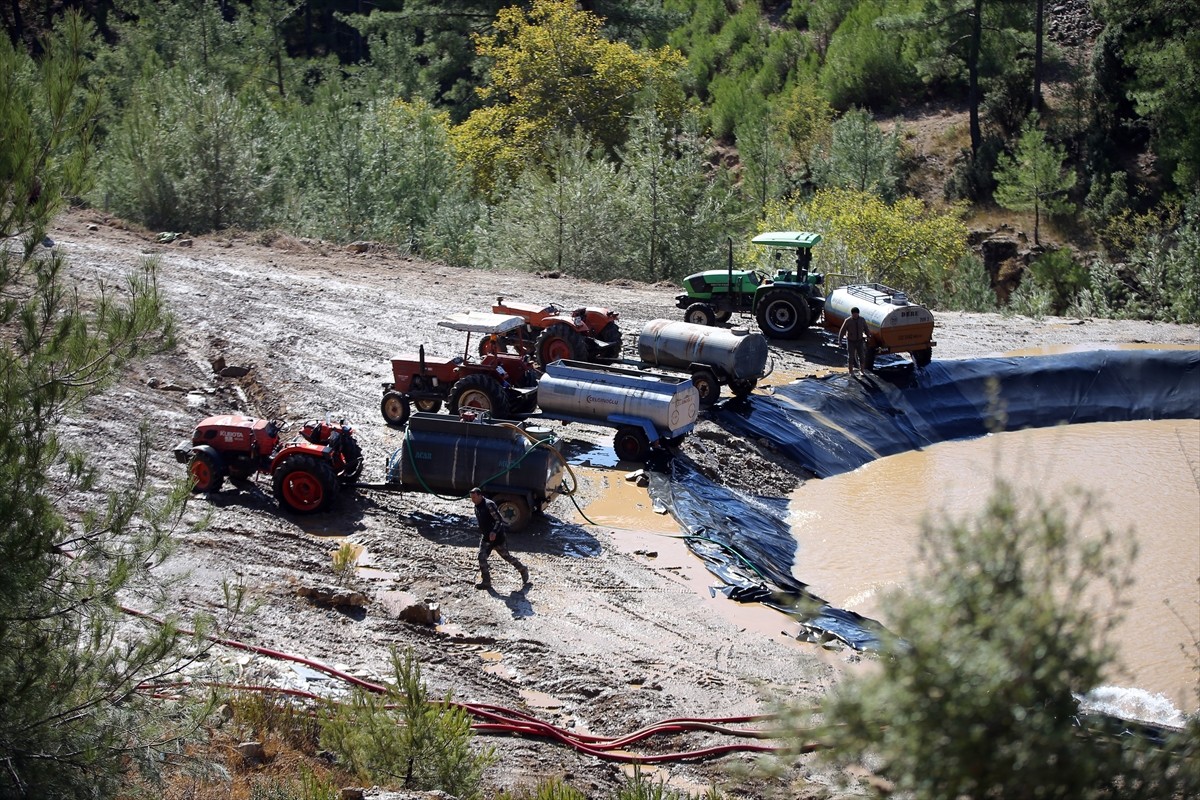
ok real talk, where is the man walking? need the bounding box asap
[470,487,530,590]
[838,307,870,375]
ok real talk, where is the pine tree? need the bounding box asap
[993,112,1076,245]
[1,14,199,797]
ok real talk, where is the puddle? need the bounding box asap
[568,440,620,468]
[518,688,564,710]
[570,471,677,532]
[478,650,504,662]
[570,464,815,644]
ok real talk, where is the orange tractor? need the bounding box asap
[483,297,622,367]
[381,312,540,427]
[175,415,363,514]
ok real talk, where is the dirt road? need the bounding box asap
[46,211,1199,797]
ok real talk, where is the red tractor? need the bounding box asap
[174,414,363,514]
[381,312,540,427]
[484,297,622,367]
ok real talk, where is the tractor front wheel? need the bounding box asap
[381,391,412,427]
[755,289,810,338]
[273,455,337,514]
[684,302,717,327]
[493,493,532,532]
[449,373,511,418]
[536,323,588,366]
[188,451,225,493]
[613,427,650,463]
[414,398,443,414]
[691,368,721,407]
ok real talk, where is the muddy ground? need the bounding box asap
[43,211,1199,798]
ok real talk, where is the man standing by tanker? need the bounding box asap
[838,307,870,375]
[470,488,530,591]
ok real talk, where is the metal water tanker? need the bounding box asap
[386,412,565,530]
[637,319,770,405]
[535,360,699,462]
[822,283,936,368]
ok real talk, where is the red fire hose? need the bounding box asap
[124,606,818,763]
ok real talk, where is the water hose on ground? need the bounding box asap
[123,607,813,763]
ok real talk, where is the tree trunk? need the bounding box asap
[968,0,983,156]
[1034,0,1044,111]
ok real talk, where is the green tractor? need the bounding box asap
[674,231,826,339]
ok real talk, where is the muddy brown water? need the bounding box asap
[787,418,1199,722]
[577,361,1199,725]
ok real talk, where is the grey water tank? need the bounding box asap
[536,360,698,438]
[387,413,565,509]
[637,319,769,381]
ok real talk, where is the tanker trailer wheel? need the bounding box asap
[188,451,225,493]
[273,454,337,514]
[728,377,757,398]
[613,427,650,463]
[755,289,810,338]
[493,493,532,532]
[337,436,365,486]
[536,323,588,367]
[449,373,511,418]
[691,368,721,407]
[912,347,933,368]
[684,302,716,327]
[381,391,412,427]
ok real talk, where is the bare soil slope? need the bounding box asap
[45,210,1199,798]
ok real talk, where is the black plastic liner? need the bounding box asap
[649,349,1199,650]
[715,349,1200,478]
[648,460,884,650]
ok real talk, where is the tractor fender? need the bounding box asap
[181,443,224,467]
[269,441,332,472]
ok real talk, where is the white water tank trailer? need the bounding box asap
[535,359,699,462]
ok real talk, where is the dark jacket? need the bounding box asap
[474,496,508,540]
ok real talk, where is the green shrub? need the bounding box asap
[809,479,1200,799]
[320,648,495,799]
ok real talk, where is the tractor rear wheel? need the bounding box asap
[691,368,721,407]
[755,289,810,338]
[273,454,337,514]
[729,377,757,398]
[590,321,622,361]
[912,347,933,368]
[381,391,411,427]
[493,493,532,532]
[684,302,717,327]
[188,451,225,493]
[536,323,588,366]
[414,398,443,413]
[449,373,510,418]
[337,436,364,486]
[613,427,650,463]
